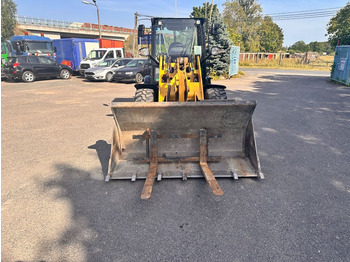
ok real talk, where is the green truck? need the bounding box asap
[1,36,9,78]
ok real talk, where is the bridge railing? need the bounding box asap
[16,16,136,34]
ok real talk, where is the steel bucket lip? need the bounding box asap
[111,99,257,108]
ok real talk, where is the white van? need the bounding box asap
[79,48,124,75]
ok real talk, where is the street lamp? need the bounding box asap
[82,0,102,39]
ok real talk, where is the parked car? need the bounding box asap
[84,58,133,81]
[113,59,151,83]
[4,56,72,82]
[79,47,125,75]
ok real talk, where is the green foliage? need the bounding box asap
[257,16,283,52]
[327,2,350,47]
[288,41,309,53]
[308,41,333,54]
[223,0,263,52]
[1,0,17,39]
[288,40,333,54]
[227,28,242,46]
[208,13,233,75]
[191,3,233,75]
[190,2,219,20]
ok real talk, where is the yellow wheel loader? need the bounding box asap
[107,18,263,199]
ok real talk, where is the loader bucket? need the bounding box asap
[107,100,263,198]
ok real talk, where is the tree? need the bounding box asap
[288,41,309,53]
[191,2,219,20]
[257,16,283,52]
[1,0,17,39]
[327,2,350,46]
[191,3,233,75]
[223,0,263,52]
[308,41,333,54]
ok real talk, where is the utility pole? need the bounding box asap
[133,12,138,57]
[95,0,102,39]
[82,0,102,39]
[209,0,214,25]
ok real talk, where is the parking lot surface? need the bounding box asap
[2,71,349,261]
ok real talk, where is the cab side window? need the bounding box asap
[38,57,55,64]
[116,50,122,58]
[28,57,40,63]
[105,51,114,59]
[18,57,28,63]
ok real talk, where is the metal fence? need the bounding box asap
[16,16,136,34]
[331,45,350,86]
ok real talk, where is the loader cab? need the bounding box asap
[151,18,206,57]
[140,18,207,85]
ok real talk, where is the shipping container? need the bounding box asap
[331,45,350,86]
[99,39,124,48]
[53,38,99,72]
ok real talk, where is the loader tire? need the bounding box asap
[134,88,154,102]
[205,88,227,100]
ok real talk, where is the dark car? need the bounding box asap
[113,59,151,83]
[4,56,72,82]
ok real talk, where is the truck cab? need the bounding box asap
[79,48,124,75]
[9,35,56,59]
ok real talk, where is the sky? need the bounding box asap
[14,0,350,46]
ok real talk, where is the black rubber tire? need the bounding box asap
[22,71,35,83]
[60,69,71,79]
[106,72,113,82]
[135,73,144,84]
[134,88,154,102]
[205,88,227,100]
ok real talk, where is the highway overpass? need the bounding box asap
[16,16,135,41]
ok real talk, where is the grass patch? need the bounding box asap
[240,55,333,72]
[210,70,245,80]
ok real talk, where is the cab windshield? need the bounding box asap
[86,50,106,60]
[25,41,54,53]
[154,18,198,58]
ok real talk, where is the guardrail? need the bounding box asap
[16,16,136,34]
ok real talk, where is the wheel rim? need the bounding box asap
[136,73,143,83]
[24,72,33,81]
[62,70,70,79]
[106,73,112,81]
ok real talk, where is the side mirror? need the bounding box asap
[54,46,57,52]
[210,23,220,35]
[139,47,149,57]
[138,24,145,39]
[211,46,224,56]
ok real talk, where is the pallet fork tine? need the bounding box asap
[199,129,224,195]
[141,130,158,199]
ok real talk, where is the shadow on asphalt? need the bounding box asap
[88,140,111,178]
[36,73,350,261]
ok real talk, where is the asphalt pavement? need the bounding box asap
[1,70,349,262]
